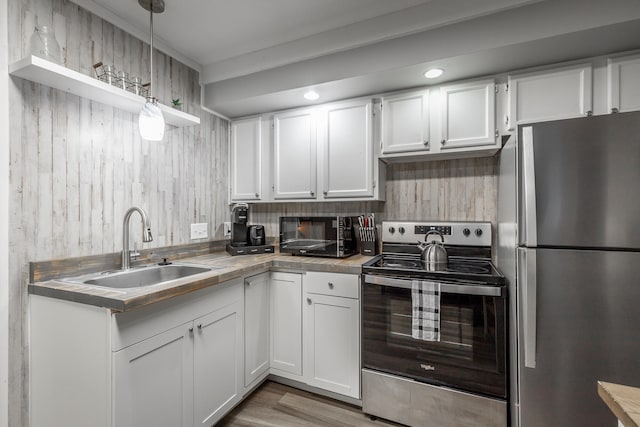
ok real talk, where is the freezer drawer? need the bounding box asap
[517,247,640,427]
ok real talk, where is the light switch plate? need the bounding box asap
[223,222,231,237]
[190,223,208,240]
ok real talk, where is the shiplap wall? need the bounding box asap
[7,0,228,424]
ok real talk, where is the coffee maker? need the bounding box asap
[230,203,249,247]
[226,203,274,256]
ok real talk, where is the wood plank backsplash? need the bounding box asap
[6,1,499,425]
[251,156,498,236]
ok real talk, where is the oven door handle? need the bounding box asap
[363,274,503,297]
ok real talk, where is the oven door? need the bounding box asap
[362,274,507,399]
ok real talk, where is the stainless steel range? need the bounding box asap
[361,221,507,427]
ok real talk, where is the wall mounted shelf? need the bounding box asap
[9,55,200,127]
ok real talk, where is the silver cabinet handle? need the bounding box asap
[519,248,537,368]
[328,282,334,289]
[307,298,312,305]
[255,193,259,198]
[323,190,328,196]
[522,126,537,246]
[310,190,315,196]
[423,140,429,146]
[197,324,202,330]
[441,139,446,145]
[188,327,194,334]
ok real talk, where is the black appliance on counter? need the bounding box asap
[361,221,507,427]
[226,203,273,256]
[279,216,355,258]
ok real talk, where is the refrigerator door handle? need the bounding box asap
[519,248,537,368]
[522,126,537,247]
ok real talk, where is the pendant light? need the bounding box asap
[138,0,165,141]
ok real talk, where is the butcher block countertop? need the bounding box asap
[598,381,640,427]
[28,251,373,312]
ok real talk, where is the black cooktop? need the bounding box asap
[362,253,506,285]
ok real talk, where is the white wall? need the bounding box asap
[0,0,9,423]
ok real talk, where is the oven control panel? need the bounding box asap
[382,221,492,246]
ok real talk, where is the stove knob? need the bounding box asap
[388,226,396,234]
[398,226,405,234]
[475,228,483,237]
[463,228,471,237]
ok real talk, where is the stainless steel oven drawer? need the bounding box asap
[362,369,507,427]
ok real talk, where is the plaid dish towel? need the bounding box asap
[411,280,441,341]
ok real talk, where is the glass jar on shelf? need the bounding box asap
[116,70,129,91]
[29,25,62,64]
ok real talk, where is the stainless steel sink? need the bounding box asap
[62,263,216,289]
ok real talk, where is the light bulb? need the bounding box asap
[139,99,165,141]
[424,68,444,79]
[304,90,319,101]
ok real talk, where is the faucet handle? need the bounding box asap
[129,242,141,261]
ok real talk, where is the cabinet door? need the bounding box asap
[230,117,262,201]
[269,272,303,378]
[320,99,374,198]
[273,109,317,199]
[440,79,497,150]
[113,323,194,427]
[607,54,640,114]
[507,64,593,130]
[304,293,360,398]
[381,90,430,154]
[193,299,243,427]
[244,273,270,388]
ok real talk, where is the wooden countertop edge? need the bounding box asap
[598,381,640,427]
[28,253,371,312]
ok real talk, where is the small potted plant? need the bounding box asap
[171,98,182,110]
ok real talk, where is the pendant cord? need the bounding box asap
[149,4,154,100]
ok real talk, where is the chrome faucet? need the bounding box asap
[122,206,153,270]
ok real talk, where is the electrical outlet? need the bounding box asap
[190,223,208,240]
[223,222,231,237]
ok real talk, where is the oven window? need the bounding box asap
[362,282,507,399]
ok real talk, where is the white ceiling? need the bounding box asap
[75,0,640,118]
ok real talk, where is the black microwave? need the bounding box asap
[279,216,356,258]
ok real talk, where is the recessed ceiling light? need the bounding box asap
[424,68,444,79]
[304,90,319,100]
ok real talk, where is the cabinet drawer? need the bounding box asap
[304,272,359,299]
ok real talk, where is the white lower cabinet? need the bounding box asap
[193,301,243,426]
[303,271,360,399]
[113,323,194,427]
[30,278,244,427]
[269,271,303,379]
[244,273,270,390]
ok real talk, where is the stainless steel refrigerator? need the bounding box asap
[498,111,640,427]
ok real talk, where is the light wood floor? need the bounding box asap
[218,381,402,427]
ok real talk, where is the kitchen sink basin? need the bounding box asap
[78,264,215,289]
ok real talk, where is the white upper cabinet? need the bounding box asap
[319,99,374,199]
[273,109,317,199]
[607,53,640,114]
[439,79,497,150]
[230,117,263,201]
[507,64,593,130]
[381,89,430,154]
